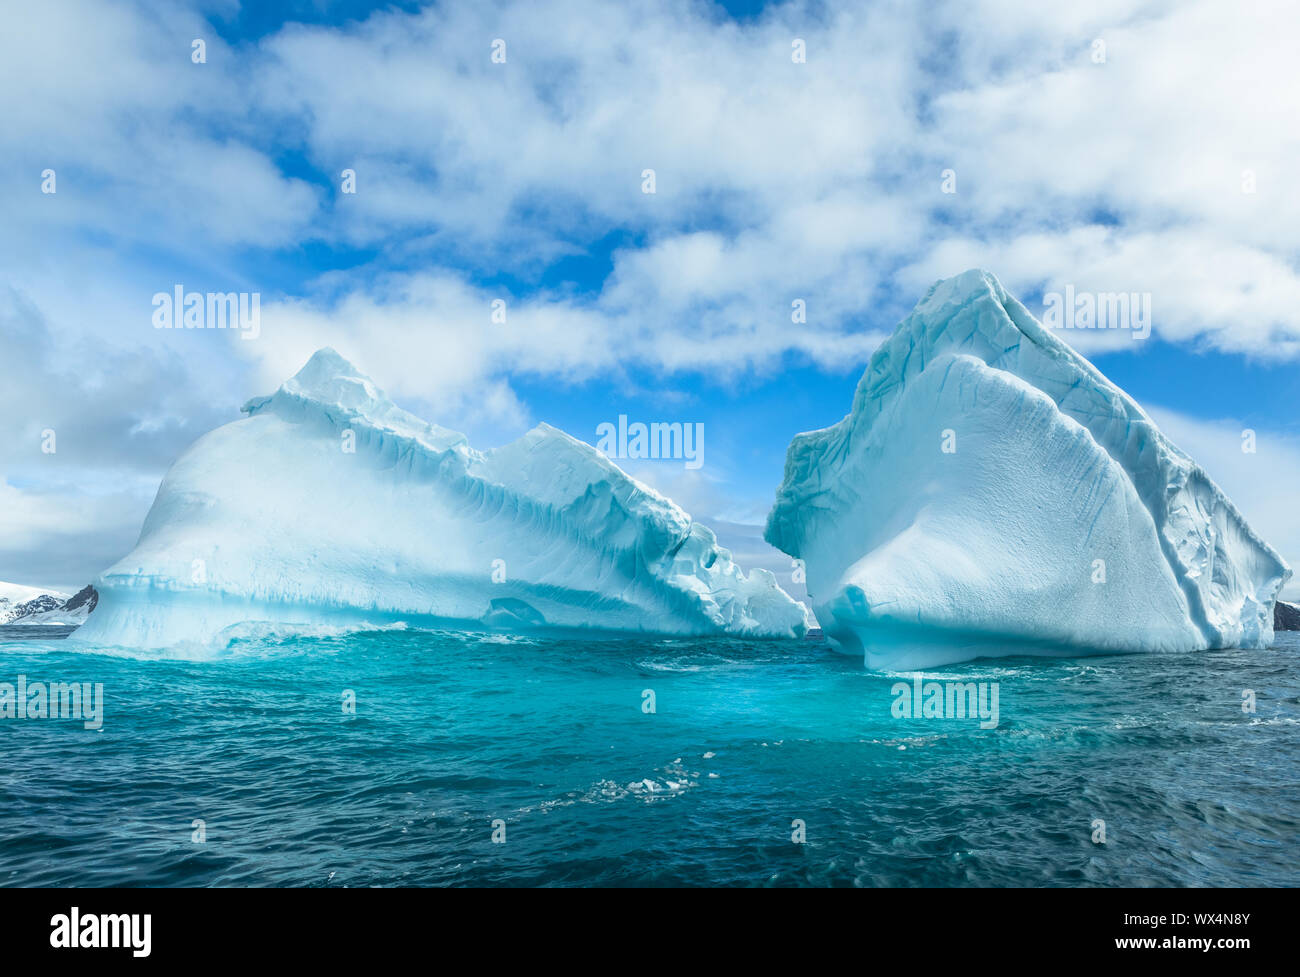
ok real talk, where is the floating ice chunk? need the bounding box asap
[765,270,1291,668]
[76,349,809,649]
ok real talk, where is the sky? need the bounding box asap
[1,0,1298,597]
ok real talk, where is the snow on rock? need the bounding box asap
[0,583,96,626]
[74,349,808,649]
[765,270,1292,669]
[0,581,64,606]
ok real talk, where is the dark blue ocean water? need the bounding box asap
[0,625,1296,887]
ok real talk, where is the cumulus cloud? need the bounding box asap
[0,479,150,594]
[0,0,319,251]
[233,0,1300,359]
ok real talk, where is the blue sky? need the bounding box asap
[2,0,1299,595]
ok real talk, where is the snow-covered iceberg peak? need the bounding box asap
[766,270,1291,668]
[75,348,808,650]
[240,346,470,453]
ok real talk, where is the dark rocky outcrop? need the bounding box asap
[1276,600,1300,632]
[63,585,99,614]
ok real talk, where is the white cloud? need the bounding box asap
[230,0,1300,360]
[0,0,319,251]
[0,478,152,594]
[899,226,1300,356]
[235,266,887,423]
[7,0,1300,373]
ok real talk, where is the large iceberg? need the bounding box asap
[765,270,1291,669]
[74,349,808,649]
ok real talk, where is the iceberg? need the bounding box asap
[765,270,1291,669]
[74,349,808,649]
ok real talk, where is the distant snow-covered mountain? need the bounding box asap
[0,582,98,625]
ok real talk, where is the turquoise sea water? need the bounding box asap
[0,625,1296,887]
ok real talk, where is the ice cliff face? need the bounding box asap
[74,349,808,649]
[765,270,1291,669]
